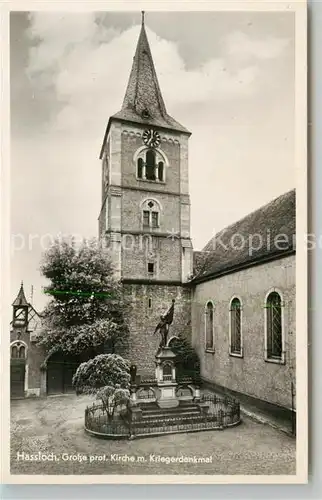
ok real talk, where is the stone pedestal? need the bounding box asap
[157,383,179,408]
[155,347,179,409]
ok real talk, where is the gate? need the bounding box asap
[10,359,25,398]
[46,352,80,395]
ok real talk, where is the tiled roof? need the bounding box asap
[192,189,296,282]
[12,282,28,306]
[114,20,189,134]
[100,20,189,157]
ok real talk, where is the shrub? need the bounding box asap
[168,336,201,383]
[73,354,131,421]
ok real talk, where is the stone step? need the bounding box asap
[141,406,200,416]
[139,401,197,411]
[133,412,206,428]
[139,402,202,421]
[141,405,201,414]
[140,412,201,422]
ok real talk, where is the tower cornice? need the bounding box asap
[99,116,191,159]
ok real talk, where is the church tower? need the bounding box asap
[98,13,193,373]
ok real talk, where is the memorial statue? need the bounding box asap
[153,299,175,348]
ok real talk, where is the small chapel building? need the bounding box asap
[10,283,43,398]
[10,14,296,426]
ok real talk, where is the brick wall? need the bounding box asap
[191,255,296,409]
[10,327,46,396]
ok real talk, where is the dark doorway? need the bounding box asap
[46,352,81,395]
[10,359,25,398]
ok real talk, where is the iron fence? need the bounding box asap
[85,392,241,439]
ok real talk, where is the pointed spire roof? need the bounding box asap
[110,13,189,135]
[12,282,29,307]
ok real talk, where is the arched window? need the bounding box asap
[163,363,172,381]
[137,157,143,179]
[11,341,27,359]
[158,161,164,182]
[135,147,168,182]
[11,346,18,358]
[145,150,156,180]
[19,346,26,358]
[265,291,283,361]
[229,298,242,356]
[205,301,214,351]
[141,199,161,230]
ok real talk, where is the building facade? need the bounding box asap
[10,284,90,398]
[10,17,296,425]
[10,283,44,398]
[191,189,296,419]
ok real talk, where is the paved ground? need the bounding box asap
[10,395,296,476]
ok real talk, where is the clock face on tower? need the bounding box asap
[142,129,161,148]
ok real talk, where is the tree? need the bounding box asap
[37,237,129,360]
[73,354,131,421]
[168,336,201,383]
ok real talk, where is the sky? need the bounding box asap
[10,10,295,310]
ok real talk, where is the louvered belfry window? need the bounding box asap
[145,149,156,180]
[230,298,241,354]
[136,148,166,182]
[137,157,143,178]
[266,292,283,359]
[158,161,164,181]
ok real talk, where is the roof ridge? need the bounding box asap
[203,188,295,251]
[194,189,296,281]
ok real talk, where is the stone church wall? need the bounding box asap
[121,189,181,234]
[122,284,191,375]
[191,255,296,410]
[121,236,182,282]
[120,126,181,193]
